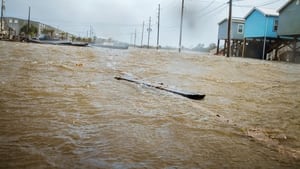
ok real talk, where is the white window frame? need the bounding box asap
[237,24,244,34]
[273,19,278,32]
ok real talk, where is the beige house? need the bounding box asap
[3,17,72,40]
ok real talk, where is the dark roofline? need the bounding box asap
[218,17,245,25]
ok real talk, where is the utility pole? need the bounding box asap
[141,21,144,48]
[147,16,152,49]
[157,4,161,50]
[0,0,4,33]
[262,18,268,60]
[90,25,92,39]
[179,0,184,52]
[226,0,232,57]
[134,29,137,48]
[27,6,31,37]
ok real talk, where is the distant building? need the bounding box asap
[2,17,70,40]
[217,17,245,56]
[4,17,33,36]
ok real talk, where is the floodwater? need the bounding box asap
[0,41,299,169]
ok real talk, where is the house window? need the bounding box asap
[237,24,244,34]
[14,20,18,24]
[273,19,278,32]
[9,19,13,23]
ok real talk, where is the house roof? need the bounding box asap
[245,7,279,19]
[278,0,298,12]
[218,17,245,25]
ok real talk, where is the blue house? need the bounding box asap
[243,7,279,59]
[244,7,279,39]
[217,18,245,56]
[218,18,245,40]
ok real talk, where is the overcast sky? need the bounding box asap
[4,0,288,47]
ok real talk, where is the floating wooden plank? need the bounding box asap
[115,75,205,100]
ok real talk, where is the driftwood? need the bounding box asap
[115,75,205,100]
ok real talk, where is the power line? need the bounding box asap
[198,0,217,14]
[161,0,180,11]
[196,2,228,18]
[257,0,283,7]
[232,0,284,7]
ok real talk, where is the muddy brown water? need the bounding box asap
[0,41,299,168]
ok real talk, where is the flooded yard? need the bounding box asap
[0,41,299,168]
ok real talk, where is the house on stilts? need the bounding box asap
[277,0,300,62]
[216,1,300,63]
[243,7,279,60]
[216,18,245,56]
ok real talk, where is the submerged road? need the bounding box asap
[0,41,299,168]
